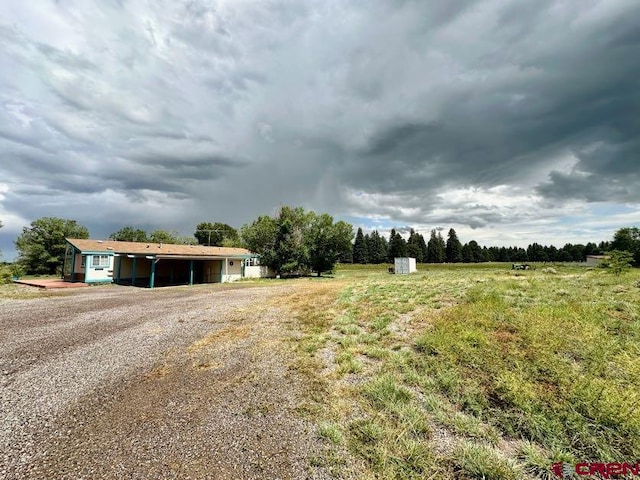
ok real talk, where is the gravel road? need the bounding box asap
[0,283,332,479]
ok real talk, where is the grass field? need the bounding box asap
[283,263,640,479]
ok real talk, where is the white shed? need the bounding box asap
[394,257,417,274]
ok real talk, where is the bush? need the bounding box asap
[601,250,634,276]
[0,265,13,284]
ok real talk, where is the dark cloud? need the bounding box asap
[132,153,246,169]
[1,0,639,260]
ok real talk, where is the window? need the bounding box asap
[81,255,86,268]
[92,255,110,267]
[246,257,260,267]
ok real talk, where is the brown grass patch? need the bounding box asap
[187,324,251,352]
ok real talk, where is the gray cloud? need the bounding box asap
[0,0,639,259]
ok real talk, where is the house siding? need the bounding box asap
[83,254,115,283]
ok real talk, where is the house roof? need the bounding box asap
[66,238,253,258]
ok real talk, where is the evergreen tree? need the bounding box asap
[407,229,424,261]
[388,229,407,260]
[365,233,376,263]
[426,229,445,263]
[378,234,390,263]
[467,240,483,262]
[445,228,463,263]
[353,227,369,264]
[461,243,473,263]
[416,233,428,263]
[437,231,446,261]
[584,242,600,256]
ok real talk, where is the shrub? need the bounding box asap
[0,264,13,284]
[602,250,634,276]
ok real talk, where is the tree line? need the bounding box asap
[6,212,640,277]
[349,226,637,265]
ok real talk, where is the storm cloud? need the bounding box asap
[1,0,639,257]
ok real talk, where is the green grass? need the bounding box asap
[452,441,521,479]
[290,264,640,479]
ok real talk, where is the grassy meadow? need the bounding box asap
[281,263,640,479]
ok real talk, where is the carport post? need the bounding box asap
[70,248,75,282]
[132,257,137,286]
[189,260,194,285]
[116,256,122,284]
[84,255,91,283]
[223,257,228,283]
[150,260,156,289]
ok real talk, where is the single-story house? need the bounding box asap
[63,238,273,287]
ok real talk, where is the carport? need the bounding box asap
[115,255,246,288]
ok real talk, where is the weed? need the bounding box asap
[452,441,521,480]
[317,422,344,445]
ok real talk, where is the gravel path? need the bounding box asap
[0,283,332,479]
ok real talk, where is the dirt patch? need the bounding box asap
[0,283,337,480]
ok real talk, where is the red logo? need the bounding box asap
[552,462,640,478]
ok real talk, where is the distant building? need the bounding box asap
[394,257,417,275]
[585,255,607,267]
[63,238,273,288]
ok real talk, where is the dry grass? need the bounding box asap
[0,283,70,299]
[187,324,251,352]
[287,264,640,479]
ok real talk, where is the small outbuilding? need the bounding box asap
[585,255,607,267]
[393,257,417,275]
[63,238,273,287]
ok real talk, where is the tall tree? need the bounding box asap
[353,227,369,264]
[461,243,473,263]
[437,231,446,260]
[194,222,238,246]
[445,228,463,263]
[15,217,89,274]
[416,232,428,263]
[365,233,376,263]
[241,206,320,276]
[407,229,424,262]
[584,242,600,257]
[388,229,407,260]
[240,215,279,269]
[611,227,640,265]
[276,207,312,274]
[467,240,483,262]
[109,226,148,242]
[306,214,354,276]
[426,229,445,263]
[367,230,388,264]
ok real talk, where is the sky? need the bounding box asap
[1,0,639,260]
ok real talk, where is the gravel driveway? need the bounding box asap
[0,283,331,479]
